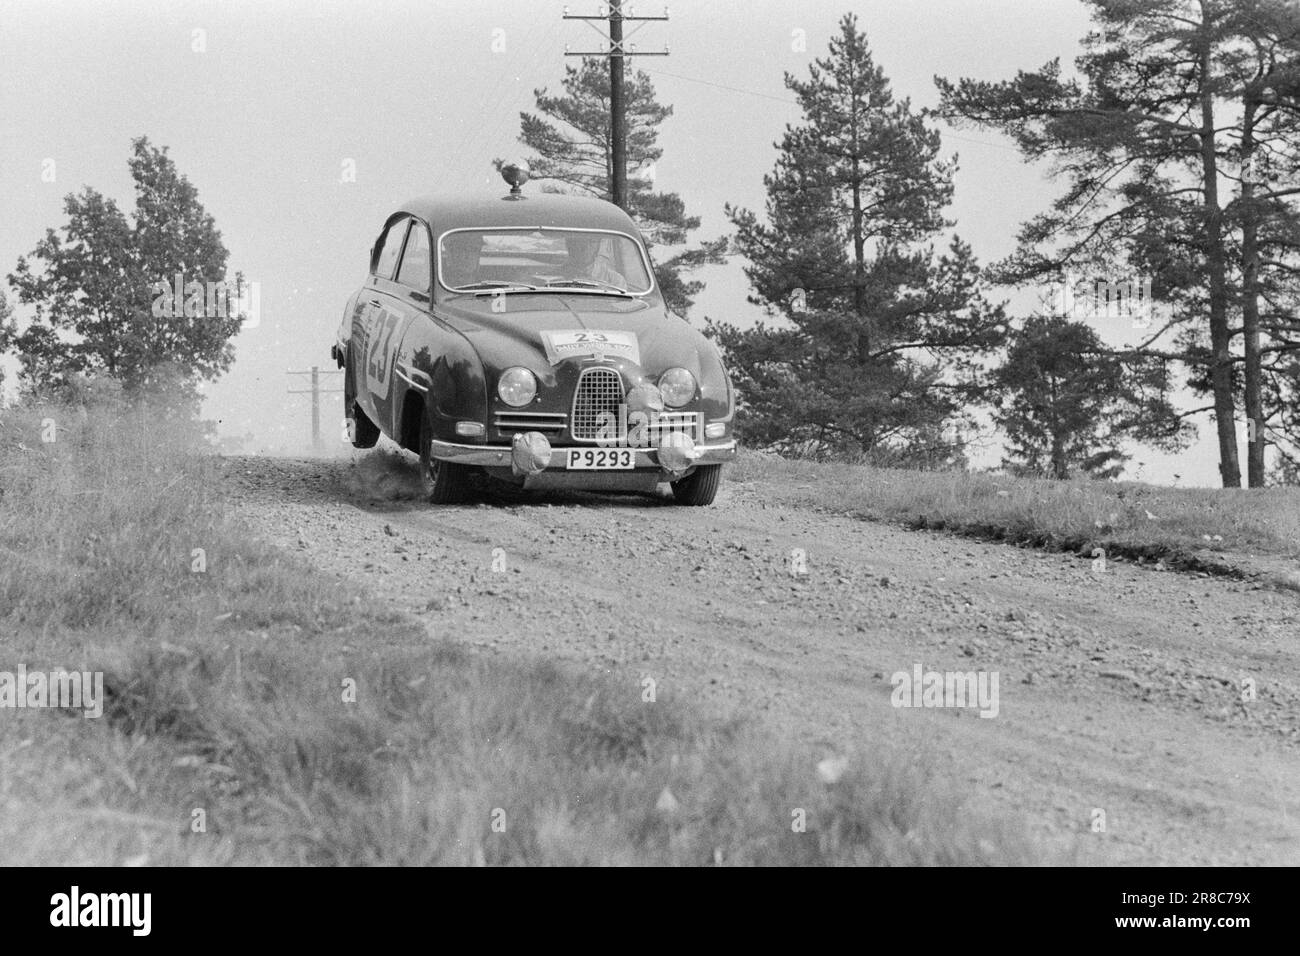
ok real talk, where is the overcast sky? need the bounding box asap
[0,0,1231,485]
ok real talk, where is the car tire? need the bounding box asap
[419,411,472,504]
[348,404,381,449]
[670,464,721,506]
[344,348,380,449]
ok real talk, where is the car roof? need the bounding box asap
[396,191,642,236]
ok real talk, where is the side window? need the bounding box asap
[373,218,409,279]
[395,222,432,292]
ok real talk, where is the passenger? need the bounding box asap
[564,235,627,289]
[441,233,484,288]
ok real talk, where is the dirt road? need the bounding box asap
[223,451,1300,865]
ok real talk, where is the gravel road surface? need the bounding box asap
[222,451,1300,865]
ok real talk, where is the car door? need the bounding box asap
[358,216,433,435]
[351,216,407,428]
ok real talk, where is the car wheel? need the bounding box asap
[669,464,721,506]
[419,412,471,504]
[345,348,380,449]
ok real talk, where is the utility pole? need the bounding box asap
[610,10,626,209]
[563,2,668,211]
[287,366,343,453]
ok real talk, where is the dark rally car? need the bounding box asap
[332,165,736,505]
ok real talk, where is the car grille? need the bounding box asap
[571,367,626,440]
[494,411,567,433]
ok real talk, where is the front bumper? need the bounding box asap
[428,438,737,469]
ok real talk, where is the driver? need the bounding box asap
[440,232,483,288]
[564,235,626,289]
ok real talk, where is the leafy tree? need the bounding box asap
[937,0,1300,487]
[6,136,243,399]
[503,58,726,315]
[0,290,12,398]
[993,316,1190,479]
[713,14,1006,462]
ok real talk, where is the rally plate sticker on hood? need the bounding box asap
[541,329,641,366]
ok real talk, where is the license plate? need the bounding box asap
[566,448,635,470]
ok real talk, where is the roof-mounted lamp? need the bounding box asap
[501,159,530,199]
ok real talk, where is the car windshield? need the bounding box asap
[437,228,654,295]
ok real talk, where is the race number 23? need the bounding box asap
[366,307,401,396]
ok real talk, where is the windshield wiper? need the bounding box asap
[451,281,541,295]
[540,278,632,295]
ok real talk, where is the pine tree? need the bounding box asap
[938,0,1300,487]
[714,14,1006,461]
[1228,0,1300,484]
[993,316,1189,479]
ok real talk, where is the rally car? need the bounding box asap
[332,162,736,505]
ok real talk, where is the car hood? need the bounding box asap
[432,293,718,379]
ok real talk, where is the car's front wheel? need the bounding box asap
[669,464,721,506]
[344,347,380,449]
[419,412,472,504]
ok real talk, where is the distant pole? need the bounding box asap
[563,2,669,212]
[287,367,343,454]
[310,366,321,451]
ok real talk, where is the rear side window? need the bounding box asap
[395,223,432,292]
[373,218,410,279]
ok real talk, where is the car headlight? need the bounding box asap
[658,367,696,407]
[497,367,537,407]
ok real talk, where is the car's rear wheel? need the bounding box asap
[419,411,472,504]
[344,347,380,449]
[669,464,721,506]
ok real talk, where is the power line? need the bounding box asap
[477,13,568,178]
[639,65,1024,154]
[641,66,800,105]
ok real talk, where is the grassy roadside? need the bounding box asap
[0,403,1041,865]
[727,451,1300,583]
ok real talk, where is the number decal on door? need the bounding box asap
[366,307,402,397]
